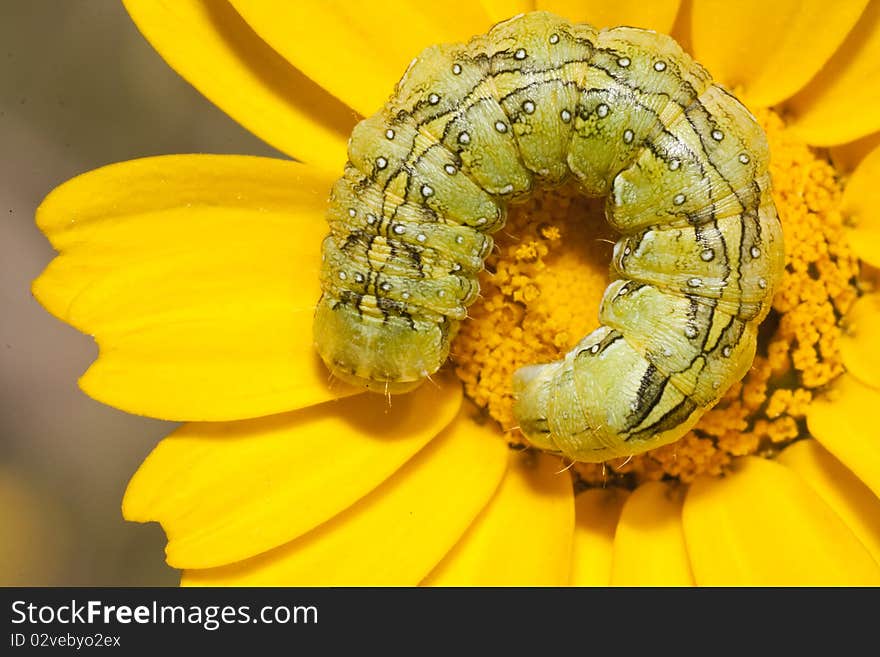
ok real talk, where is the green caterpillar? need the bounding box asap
[313,11,784,462]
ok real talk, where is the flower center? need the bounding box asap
[451,108,861,486]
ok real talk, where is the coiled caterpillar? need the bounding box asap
[313,11,784,462]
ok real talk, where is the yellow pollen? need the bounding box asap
[452,192,612,429]
[451,108,861,485]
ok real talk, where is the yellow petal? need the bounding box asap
[125,374,462,569]
[691,0,868,108]
[668,0,693,50]
[536,0,681,33]
[122,0,352,172]
[181,406,508,585]
[423,451,574,586]
[841,145,880,267]
[786,0,880,145]
[570,487,629,586]
[807,374,880,498]
[840,294,880,388]
[610,481,694,586]
[683,456,880,585]
[229,0,493,118]
[481,0,534,24]
[829,131,880,174]
[778,440,880,564]
[33,155,356,421]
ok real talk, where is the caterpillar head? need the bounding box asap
[512,362,560,453]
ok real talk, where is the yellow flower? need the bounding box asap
[33,0,880,585]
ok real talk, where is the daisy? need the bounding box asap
[33,0,880,585]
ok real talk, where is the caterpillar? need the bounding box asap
[313,11,784,463]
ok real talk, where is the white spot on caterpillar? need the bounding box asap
[739,153,751,164]
[758,277,767,289]
[684,325,698,338]
[701,248,715,261]
[428,93,440,105]
[711,129,724,141]
[380,282,392,292]
[750,246,761,258]
[495,121,508,133]
[385,128,395,140]
[455,235,464,244]
[348,208,357,217]
[338,271,347,280]
[444,164,457,175]
[522,100,536,114]
[687,277,703,287]
[654,61,667,71]
[393,224,406,235]
[416,233,427,243]
[673,193,686,205]
[722,346,733,357]
[669,159,681,171]
[617,57,631,67]
[590,344,600,354]
[421,184,434,197]
[376,157,388,170]
[623,129,634,144]
[401,291,410,300]
[452,63,462,75]
[597,103,609,118]
[354,272,365,284]
[560,109,571,122]
[499,184,514,194]
[549,33,560,44]
[458,131,471,145]
[366,213,377,225]
[514,48,527,60]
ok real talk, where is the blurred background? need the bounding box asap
[1,2,278,585]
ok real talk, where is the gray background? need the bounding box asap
[1,2,279,585]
